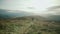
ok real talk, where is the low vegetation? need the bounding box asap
[0,16,60,34]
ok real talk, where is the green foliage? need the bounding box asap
[0,23,22,34]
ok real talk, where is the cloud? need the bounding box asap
[44,6,60,15]
[47,6,60,11]
[27,7,35,9]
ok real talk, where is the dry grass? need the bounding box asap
[0,17,60,34]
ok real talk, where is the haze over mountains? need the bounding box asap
[45,6,60,21]
[0,9,34,19]
[0,8,60,21]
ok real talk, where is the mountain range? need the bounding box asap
[0,9,34,19]
[0,9,60,21]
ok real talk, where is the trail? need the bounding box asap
[19,21,34,34]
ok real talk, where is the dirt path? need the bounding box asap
[19,21,34,34]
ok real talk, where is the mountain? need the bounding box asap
[0,9,34,19]
[46,15,60,21]
[10,15,46,21]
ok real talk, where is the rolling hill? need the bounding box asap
[0,15,60,34]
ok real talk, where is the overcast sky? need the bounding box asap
[0,0,60,14]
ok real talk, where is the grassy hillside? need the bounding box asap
[0,16,60,34]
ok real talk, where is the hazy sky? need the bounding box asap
[0,0,60,13]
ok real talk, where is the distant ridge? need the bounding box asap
[0,9,34,19]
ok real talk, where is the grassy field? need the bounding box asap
[0,16,60,34]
